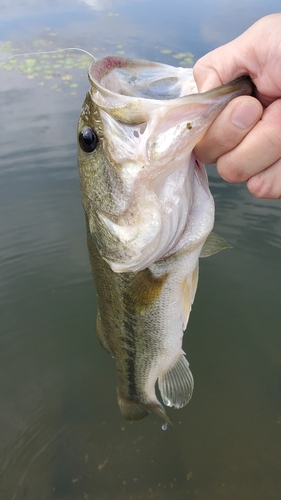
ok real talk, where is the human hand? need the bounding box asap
[193,14,281,199]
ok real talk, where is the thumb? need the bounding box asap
[193,41,249,93]
[193,15,281,93]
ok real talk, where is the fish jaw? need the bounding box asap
[88,58,252,176]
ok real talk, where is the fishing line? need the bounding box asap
[0,47,97,62]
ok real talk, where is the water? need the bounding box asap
[1,1,281,499]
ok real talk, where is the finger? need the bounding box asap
[194,15,281,104]
[194,96,262,164]
[247,159,281,199]
[216,98,281,183]
[193,55,223,92]
[193,45,244,92]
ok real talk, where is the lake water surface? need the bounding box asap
[1,1,281,499]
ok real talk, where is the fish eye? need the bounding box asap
[79,126,98,153]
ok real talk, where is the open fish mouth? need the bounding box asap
[88,55,252,102]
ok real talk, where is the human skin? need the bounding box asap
[193,14,281,199]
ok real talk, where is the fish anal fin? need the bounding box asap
[117,389,173,427]
[158,354,194,409]
[200,231,232,258]
[124,268,168,313]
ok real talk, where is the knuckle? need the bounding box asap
[193,60,202,77]
[216,154,245,183]
[195,129,227,164]
[263,122,281,152]
[247,174,272,199]
[195,120,243,166]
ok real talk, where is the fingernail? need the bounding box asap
[231,102,260,129]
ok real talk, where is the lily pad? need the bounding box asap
[160,49,173,54]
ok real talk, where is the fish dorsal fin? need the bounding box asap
[200,231,231,258]
[158,354,194,409]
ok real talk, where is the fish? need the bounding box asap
[77,55,253,427]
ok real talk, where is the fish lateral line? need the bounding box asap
[0,47,97,63]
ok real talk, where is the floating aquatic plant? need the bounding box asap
[173,51,194,66]
[160,49,173,54]
[158,48,194,66]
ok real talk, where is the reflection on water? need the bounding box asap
[1,0,281,499]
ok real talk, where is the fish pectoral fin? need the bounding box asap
[158,354,194,409]
[200,231,232,258]
[180,264,199,330]
[123,268,168,313]
[117,389,173,427]
[96,310,113,356]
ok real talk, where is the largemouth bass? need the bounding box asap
[77,56,253,427]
